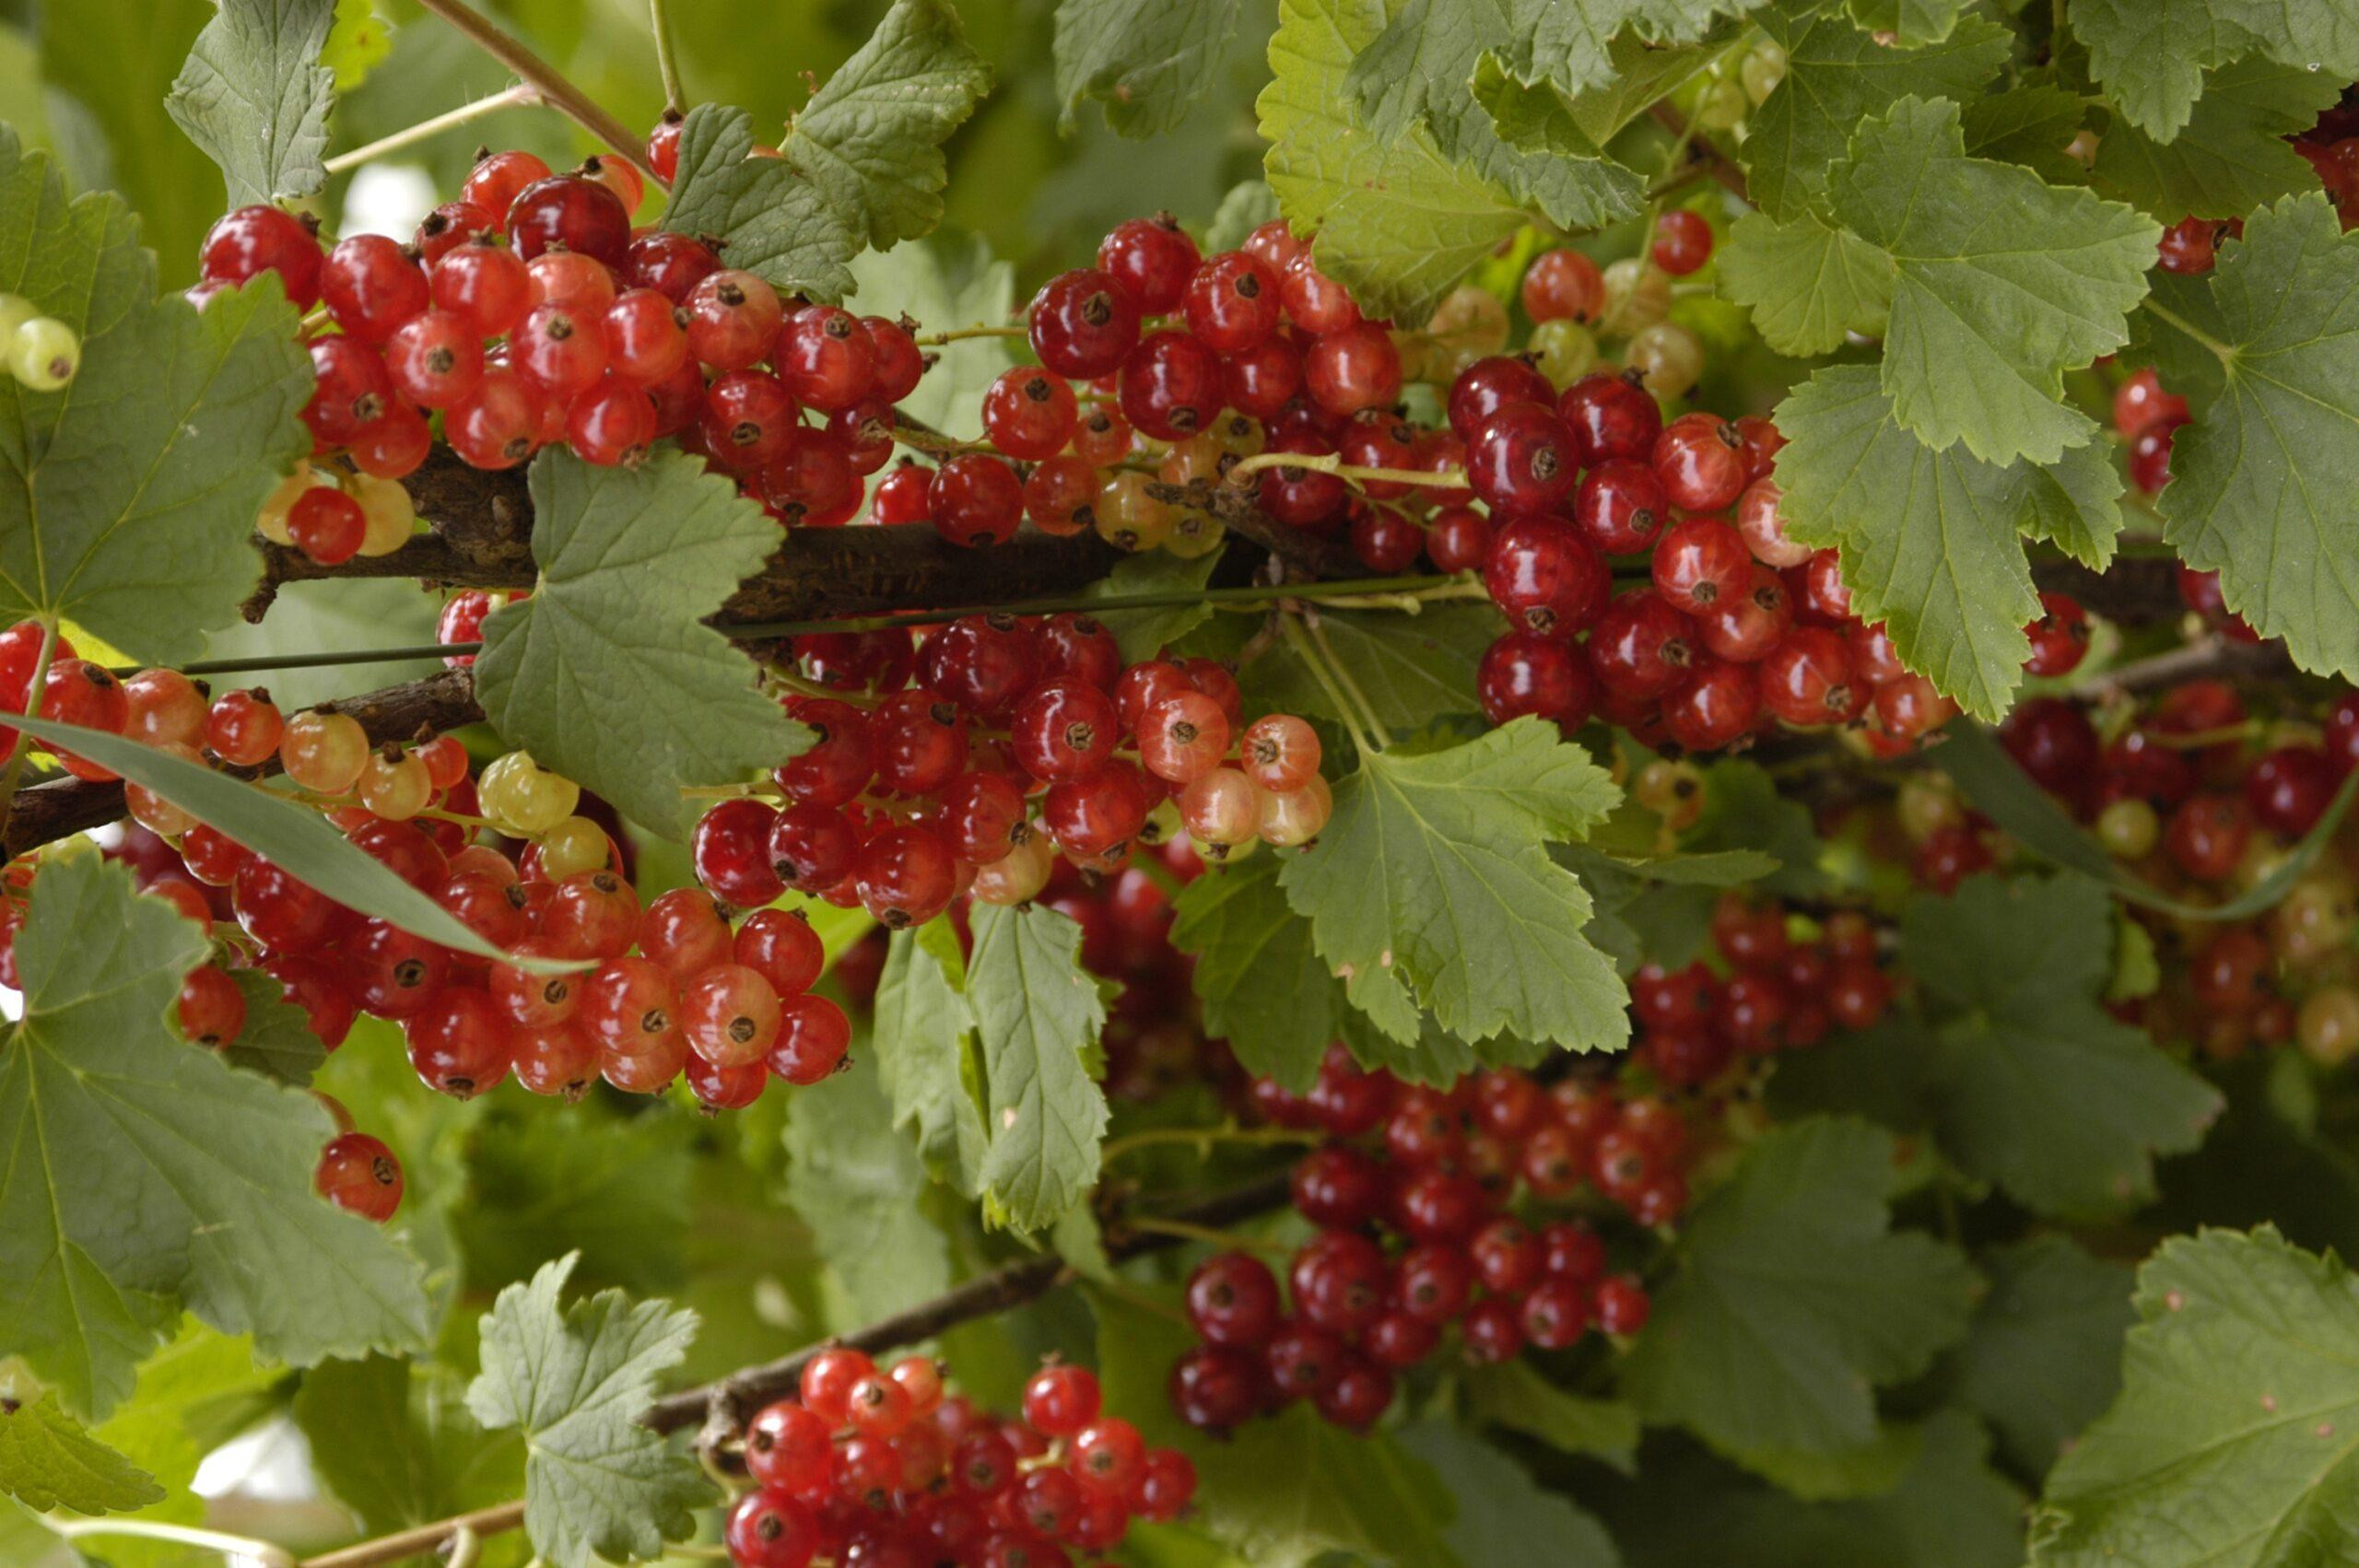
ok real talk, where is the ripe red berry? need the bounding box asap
[1649,208,1713,275]
[928,454,1025,546]
[1467,402,1578,514]
[505,174,630,266]
[202,205,323,307]
[1098,215,1201,311]
[1030,268,1141,379]
[1119,330,1225,439]
[315,1132,403,1221]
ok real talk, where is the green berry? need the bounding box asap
[0,292,35,341]
[10,316,80,392]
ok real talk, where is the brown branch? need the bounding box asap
[1649,102,1749,202]
[287,1171,1292,1568]
[2073,634,2293,698]
[409,0,664,187]
[2030,556,2186,626]
[639,1170,1292,1439]
[247,447,1129,629]
[1155,478,1361,580]
[1,670,484,859]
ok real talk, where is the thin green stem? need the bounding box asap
[1225,451,1465,490]
[1276,612,1380,755]
[409,0,666,187]
[915,323,1026,345]
[323,84,539,174]
[1082,1273,1191,1323]
[648,0,686,111]
[1305,611,1392,751]
[1100,1123,1325,1164]
[2140,297,2236,363]
[42,1516,294,1567]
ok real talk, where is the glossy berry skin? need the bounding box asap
[1521,248,1603,322]
[2156,215,2223,275]
[202,205,323,308]
[384,310,487,409]
[303,336,393,446]
[685,270,784,372]
[1574,460,1670,556]
[1029,268,1141,379]
[1759,626,1860,728]
[321,235,428,343]
[1099,216,1201,310]
[980,369,1078,461]
[1447,355,1556,443]
[1181,251,1282,351]
[1023,1364,1102,1438]
[1223,337,1304,419]
[853,825,957,929]
[315,1132,403,1221]
[1186,1251,1283,1347]
[929,454,1025,546]
[288,486,366,565]
[1467,403,1578,514]
[1303,322,1402,417]
[2022,591,2090,677]
[1478,631,1596,730]
[405,989,511,1099]
[1664,659,1759,751]
[1168,1344,1265,1433]
[1426,506,1492,573]
[1650,208,1713,275]
[726,1489,819,1568]
[1589,591,1697,700]
[1653,414,1749,512]
[1119,330,1225,439]
[776,304,878,412]
[1560,370,1661,466]
[1012,680,1118,782]
[2248,745,2335,837]
[693,798,785,907]
[1484,516,1608,638]
[1651,518,1752,614]
[2165,793,2251,881]
[769,994,851,1084]
[1290,1230,1387,1335]
[505,174,630,266]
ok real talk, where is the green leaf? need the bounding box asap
[1900,874,2223,1216]
[1958,84,2091,184]
[1620,1117,1977,1460]
[1718,209,1895,357]
[1171,856,1349,1090]
[872,919,991,1193]
[1350,0,1764,143]
[661,104,860,301]
[848,232,1014,442]
[1772,364,2124,718]
[1742,8,2010,220]
[2149,194,2359,680]
[1596,1410,2025,1568]
[1055,0,1242,135]
[1825,97,2160,465]
[1280,720,1626,1053]
[0,854,429,1421]
[6,711,555,970]
[2070,0,2359,143]
[465,1254,710,1568]
[1400,1422,1623,1568]
[0,130,311,663]
[293,1355,521,1536]
[1558,35,1722,144]
[218,967,326,1086]
[1945,1238,2133,1478]
[0,1395,163,1515]
[1244,603,1497,730]
[1258,0,1529,322]
[2093,57,2345,220]
[475,448,807,840]
[1688,760,1826,898]
[783,1049,954,1320]
[322,0,393,91]
[1459,1358,1640,1469]
[1447,55,1649,235]
[1092,1288,1461,1568]
[781,0,992,252]
[1205,180,1281,252]
[1086,549,1221,663]
[1845,0,1963,45]
[2031,1226,2359,1566]
[452,1107,694,1296]
[163,0,334,205]
[966,903,1109,1232]
[1924,719,2359,920]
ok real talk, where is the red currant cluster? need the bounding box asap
[722,1353,1194,1568]
[687,614,1330,929]
[1164,1050,1661,1437]
[0,631,863,1143]
[1629,895,1894,1082]
[1977,680,2359,1062]
[1459,273,2094,755]
[197,144,930,557]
